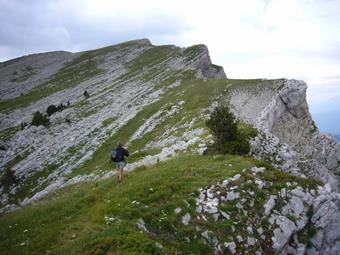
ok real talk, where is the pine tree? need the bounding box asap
[206,105,250,155]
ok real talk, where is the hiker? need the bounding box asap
[112,142,129,182]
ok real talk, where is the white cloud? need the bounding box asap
[0,0,340,113]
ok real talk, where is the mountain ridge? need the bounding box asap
[0,39,339,254]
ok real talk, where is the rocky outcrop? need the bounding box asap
[192,166,340,254]
[228,79,340,191]
[307,184,340,254]
[183,44,226,79]
[228,78,340,254]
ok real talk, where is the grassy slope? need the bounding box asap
[0,154,319,254]
[0,154,249,254]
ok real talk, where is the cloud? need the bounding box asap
[0,0,339,115]
[0,0,188,60]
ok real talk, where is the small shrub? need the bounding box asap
[46,105,58,116]
[0,168,18,188]
[84,90,90,98]
[20,122,27,130]
[46,103,67,116]
[57,103,66,111]
[31,111,50,126]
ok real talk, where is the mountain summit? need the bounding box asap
[0,39,339,254]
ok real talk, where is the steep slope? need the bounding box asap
[0,39,227,212]
[0,39,339,254]
[226,79,340,189]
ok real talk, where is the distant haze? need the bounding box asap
[311,110,340,136]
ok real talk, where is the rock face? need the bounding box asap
[194,166,340,254]
[228,78,340,191]
[184,44,226,79]
[227,78,340,254]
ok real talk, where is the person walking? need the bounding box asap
[113,142,129,183]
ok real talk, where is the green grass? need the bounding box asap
[64,74,267,180]
[0,125,21,141]
[0,153,321,254]
[0,154,254,254]
[65,74,234,178]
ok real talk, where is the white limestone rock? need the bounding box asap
[182,213,191,226]
[272,216,297,252]
[264,195,277,215]
[174,207,182,214]
[136,218,148,232]
[224,241,236,254]
[226,191,240,201]
[247,237,256,246]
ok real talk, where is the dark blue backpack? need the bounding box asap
[111,149,118,162]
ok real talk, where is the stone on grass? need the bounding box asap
[155,242,163,249]
[201,230,219,246]
[224,241,236,254]
[182,213,191,225]
[221,179,229,187]
[257,227,264,235]
[230,174,241,182]
[255,179,265,189]
[136,218,148,232]
[226,191,240,201]
[213,213,220,221]
[174,207,182,214]
[251,166,265,174]
[220,210,230,219]
[247,237,256,246]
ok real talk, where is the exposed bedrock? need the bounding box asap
[228,79,340,190]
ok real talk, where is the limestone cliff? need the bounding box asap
[227,79,340,190]
[227,79,340,254]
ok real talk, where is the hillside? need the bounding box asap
[0,39,340,254]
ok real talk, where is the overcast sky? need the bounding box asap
[1,0,340,130]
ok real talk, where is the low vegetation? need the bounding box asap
[0,154,319,254]
[31,111,50,127]
[46,103,67,116]
[0,168,18,190]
